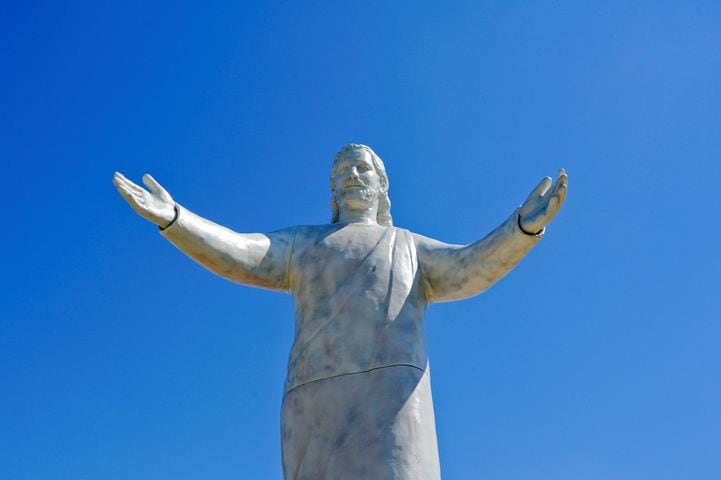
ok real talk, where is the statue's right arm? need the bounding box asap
[113,172,294,292]
[160,205,294,291]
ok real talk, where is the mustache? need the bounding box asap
[342,181,371,189]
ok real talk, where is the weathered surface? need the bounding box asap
[113,143,567,479]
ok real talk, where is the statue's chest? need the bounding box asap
[294,226,390,287]
[319,226,385,258]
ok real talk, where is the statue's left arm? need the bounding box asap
[415,170,567,303]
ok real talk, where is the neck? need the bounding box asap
[338,204,379,225]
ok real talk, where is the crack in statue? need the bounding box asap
[113,144,568,479]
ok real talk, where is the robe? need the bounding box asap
[160,206,541,479]
[281,224,435,479]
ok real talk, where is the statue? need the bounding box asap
[113,144,567,479]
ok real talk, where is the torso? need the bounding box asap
[284,223,428,392]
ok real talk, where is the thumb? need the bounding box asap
[143,174,173,203]
[526,176,552,202]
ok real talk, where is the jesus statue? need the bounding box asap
[113,144,567,479]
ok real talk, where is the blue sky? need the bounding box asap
[2,1,720,478]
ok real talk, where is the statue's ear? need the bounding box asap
[379,177,389,193]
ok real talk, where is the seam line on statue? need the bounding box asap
[285,364,426,394]
[285,226,299,292]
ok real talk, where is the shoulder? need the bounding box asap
[409,230,464,254]
[292,223,340,236]
[267,224,335,236]
[279,223,342,248]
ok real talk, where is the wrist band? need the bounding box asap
[159,204,180,231]
[517,213,543,236]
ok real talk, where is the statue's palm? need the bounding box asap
[113,173,176,228]
[519,169,568,234]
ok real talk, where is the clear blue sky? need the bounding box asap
[2,1,720,478]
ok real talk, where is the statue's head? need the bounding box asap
[330,144,392,226]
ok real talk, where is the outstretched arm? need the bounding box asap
[113,172,294,292]
[415,170,567,303]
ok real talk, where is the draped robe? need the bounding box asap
[160,205,541,479]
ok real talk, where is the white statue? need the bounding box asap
[113,144,567,479]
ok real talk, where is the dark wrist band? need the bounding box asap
[517,213,543,236]
[159,204,180,231]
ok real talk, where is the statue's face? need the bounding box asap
[332,149,382,209]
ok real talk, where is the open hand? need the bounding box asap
[113,172,176,228]
[518,169,568,234]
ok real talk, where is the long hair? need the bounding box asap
[330,144,393,226]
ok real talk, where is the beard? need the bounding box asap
[339,185,379,208]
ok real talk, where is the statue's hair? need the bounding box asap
[330,144,393,226]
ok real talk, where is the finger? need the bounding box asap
[558,168,567,182]
[554,183,568,206]
[550,169,568,196]
[114,172,145,191]
[527,176,552,201]
[116,184,143,206]
[546,184,567,217]
[544,194,560,220]
[142,174,172,202]
[142,174,162,194]
[114,174,145,195]
[114,172,138,186]
[113,176,132,194]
